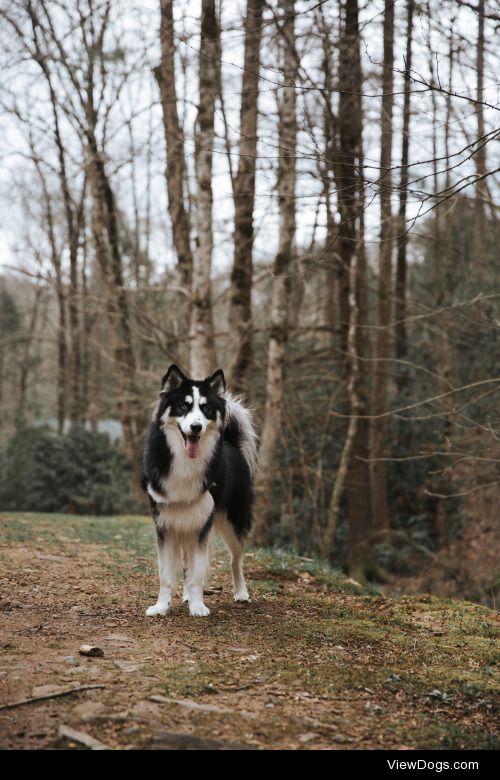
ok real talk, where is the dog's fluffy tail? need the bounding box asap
[223,392,258,476]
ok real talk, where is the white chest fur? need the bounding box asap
[161,454,206,504]
[148,421,218,534]
[161,423,218,503]
[157,490,214,535]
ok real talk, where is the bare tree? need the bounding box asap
[253,0,297,545]
[337,0,374,578]
[370,0,395,534]
[156,0,194,366]
[319,0,373,571]
[345,182,374,580]
[227,0,265,395]
[17,284,45,424]
[474,0,486,274]
[190,0,218,378]
[31,0,145,475]
[394,0,414,394]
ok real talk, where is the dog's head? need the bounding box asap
[156,364,226,459]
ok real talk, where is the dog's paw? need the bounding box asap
[189,602,210,617]
[146,602,170,617]
[234,590,250,603]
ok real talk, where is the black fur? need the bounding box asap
[141,366,253,540]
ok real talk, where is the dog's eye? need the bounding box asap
[201,404,213,415]
[179,402,190,414]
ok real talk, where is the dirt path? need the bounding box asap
[0,513,498,750]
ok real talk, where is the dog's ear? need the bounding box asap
[205,368,226,395]
[161,364,185,394]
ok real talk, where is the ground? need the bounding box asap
[0,513,498,750]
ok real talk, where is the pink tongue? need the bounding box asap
[186,438,200,458]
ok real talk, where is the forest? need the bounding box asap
[0,0,499,601]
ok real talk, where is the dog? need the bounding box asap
[140,364,257,617]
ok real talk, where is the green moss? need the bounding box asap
[250,546,367,594]
[411,720,500,750]
[0,511,154,555]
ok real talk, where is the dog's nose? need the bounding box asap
[190,423,202,434]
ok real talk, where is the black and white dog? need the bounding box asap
[141,364,257,617]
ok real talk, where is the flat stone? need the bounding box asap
[103,633,135,643]
[72,701,106,722]
[298,732,320,743]
[114,661,145,672]
[58,724,110,750]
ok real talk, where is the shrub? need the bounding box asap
[0,425,134,514]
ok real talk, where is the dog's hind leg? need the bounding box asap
[146,525,180,617]
[218,517,250,602]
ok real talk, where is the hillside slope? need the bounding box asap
[0,513,498,750]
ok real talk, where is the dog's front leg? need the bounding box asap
[146,525,179,617]
[184,536,211,617]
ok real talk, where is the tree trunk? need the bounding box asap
[370,0,394,534]
[320,0,363,558]
[426,4,442,306]
[156,0,194,367]
[442,28,456,413]
[227,0,264,395]
[32,146,67,434]
[334,1,375,579]
[435,26,456,546]
[475,0,486,276]
[318,8,337,350]
[321,251,359,559]
[87,135,142,480]
[17,287,44,426]
[190,0,218,378]
[29,9,83,427]
[80,229,92,425]
[346,220,375,580]
[394,0,414,395]
[252,0,297,546]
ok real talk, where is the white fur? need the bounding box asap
[147,501,214,618]
[156,491,214,535]
[179,386,208,437]
[223,392,258,476]
[215,513,250,601]
[146,402,218,618]
[183,539,211,616]
[147,485,167,504]
[160,412,220,505]
[146,536,180,616]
